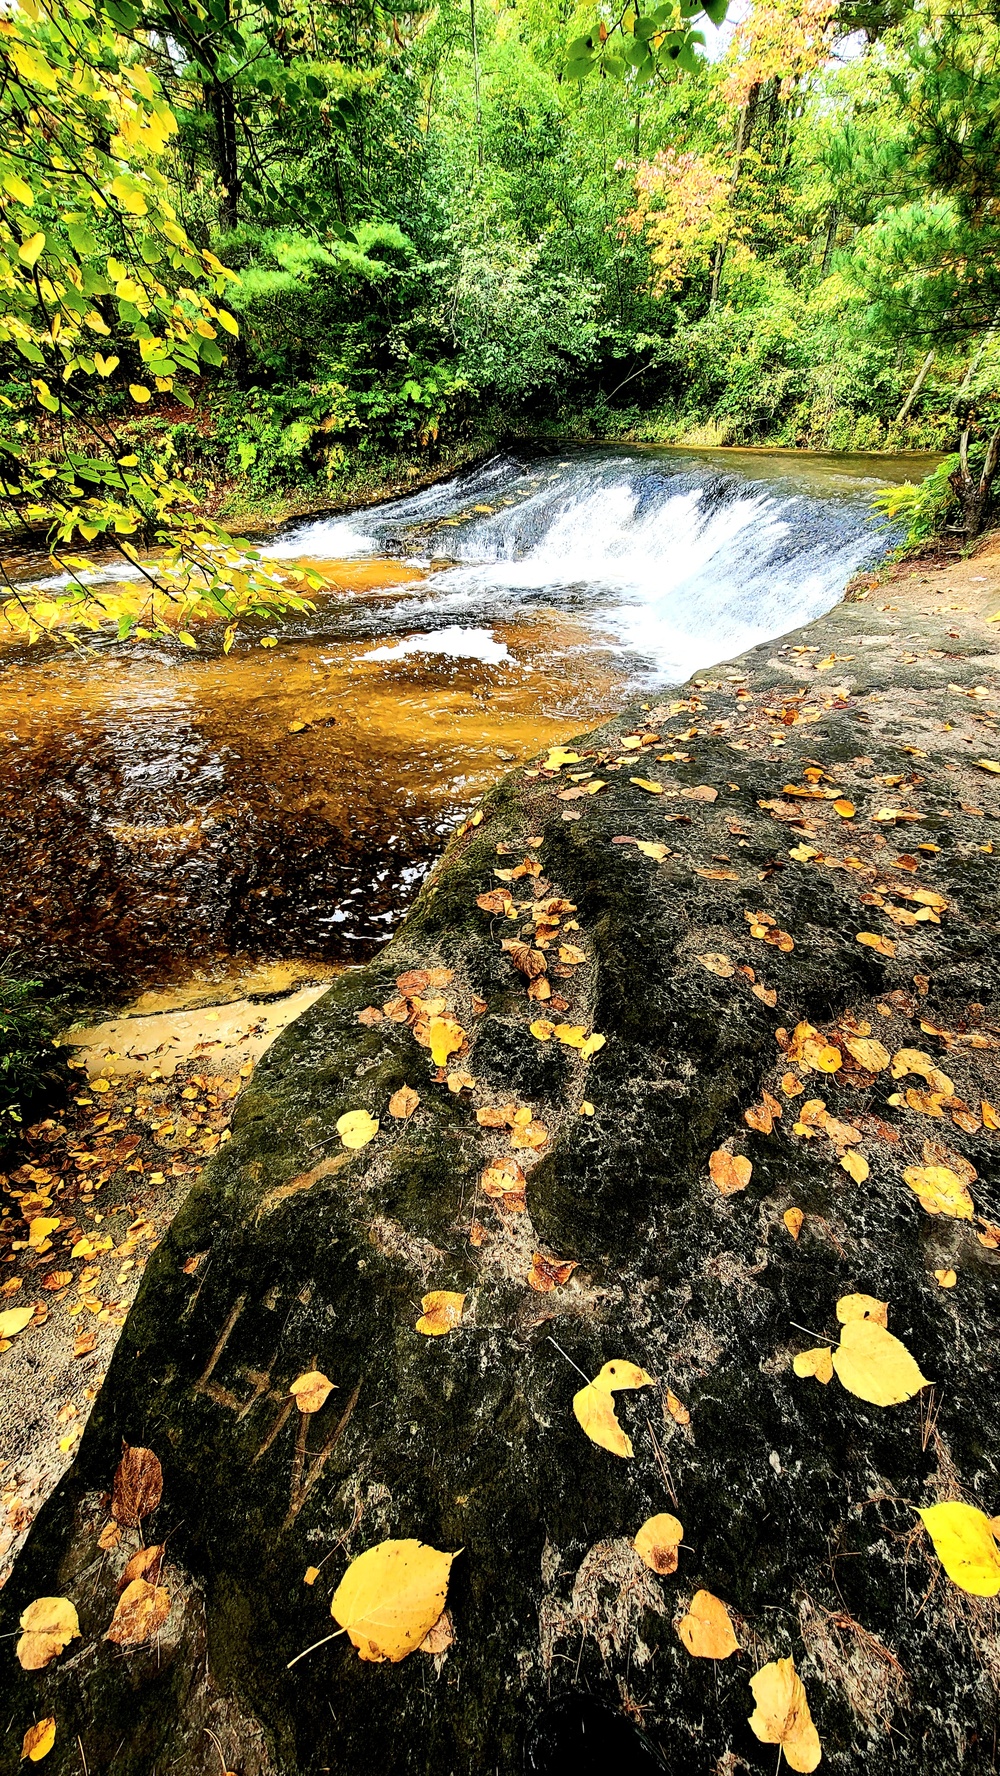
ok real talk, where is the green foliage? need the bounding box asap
[0,975,69,1143]
[872,445,988,548]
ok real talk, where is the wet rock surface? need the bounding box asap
[3,547,1000,1775]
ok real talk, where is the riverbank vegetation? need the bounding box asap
[1,0,999,641]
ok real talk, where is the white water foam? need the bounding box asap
[363,625,517,665]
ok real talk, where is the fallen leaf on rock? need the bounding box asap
[396,970,430,997]
[559,944,587,964]
[840,1149,870,1184]
[683,784,718,802]
[709,1150,752,1195]
[476,1104,516,1128]
[446,1070,476,1094]
[112,1444,163,1526]
[357,1007,383,1028]
[983,1100,1000,1130]
[579,1100,595,1116]
[665,1388,690,1426]
[634,1512,684,1574]
[0,1305,34,1340]
[903,1164,974,1219]
[476,890,512,915]
[935,1268,957,1289]
[304,1566,320,1587]
[331,1539,456,1663]
[630,777,663,794]
[419,1609,455,1655]
[843,1036,890,1072]
[837,1293,887,1327]
[793,1346,834,1384]
[974,759,1000,774]
[501,939,547,980]
[21,1718,56,1762]
[510,1117,549,1150]
[917,1501,1000,1596]
[337,1109,380,1150]
[527,1253,577,1293]
[745,1091,782,1134]
[857,932,895,957]
[98,1522,121,1551]
[677,1590,739,1659]
[636,840,672,861]
[41,1270,72,1291]
[416,1291,466,1336]
[891,1048,953,1095]
[781,1073,804,1097]
[697,953,735,978]
[388,1086,420,1120]
[468,1220,488,1247]
[17,1598,81,1671]
[73,1332,97,1357]
[573,1360,654,1458]
[752,982,778,1006]
[428,1017,466,1068]
[784,1207,804,1240]
[748,1657,822,1773]
[545,747,583,770]
[527,976,551,1002]
[833,799,855,817]
[481,1157,526,1212]
[28,1216,59,1249]
[833,1318,927,1406]
[106,1578,171,1645]
[290,1371,335,1414]
[119,1545,164,1591]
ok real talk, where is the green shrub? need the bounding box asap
[0,976,70,1146]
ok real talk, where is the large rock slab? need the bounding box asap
[3,559,1000,1775]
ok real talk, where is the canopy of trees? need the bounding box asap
[1,0,998,638]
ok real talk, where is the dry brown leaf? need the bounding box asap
[476,890,512,915]
[480,1157,527,1213]
[634,1512,684,1574]
[118,1544,165,1592]
[526,976,551,1002]
[526,1252,578,1293]
[416,1291,466,1336]
[98,1522,121,1551]
[857,931,895,957]
[468,1220,489,1248]
[446,1070,477,1093]
[752,982,778,1007]
[16,1598,81,1671]
[106,1578,171,1647]
[73,1331,97,1357]
[396,970,430,997]
[781,1072,804,1097]
[682,784,718,802]
[357,1006,383,1027]
[112,1444,163,1527]
[783,1207,804,1241]
[21,1718,56,1763]
[501,939,547,980]
[419,1608,455,1655]
[290,1371,336,1414]
[842,1036,890,1073]
[676,1590,739,1659]
[745,1091,782,1134]
[665,1388,690,1425]
[748,1657,822,1772]
[41,1270,72,1292]
[476,1103,516,1128]
[388,1085,420,1120]
[709,1150,752,1195]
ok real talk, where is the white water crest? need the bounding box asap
[363,624,517,665]
[273,446,896,687]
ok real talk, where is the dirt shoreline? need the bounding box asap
[2,533,1000,1774]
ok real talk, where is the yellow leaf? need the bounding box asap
[28,1215,59,1248]
[903,1164,974,1220]
[974,759,1000,774]
[336,1109,379,1150]
[857,931,895,957]
[427,1016,465,1067]
[544,747,582,769]
[629,777,663,793]
[665,1388,690,1425]
[784,1206,804,1240]
[21,1718,55,1762]
[833,799,855,817]
[748,1657,822,1773]
[106,1578,170,1645]
[634,1512,684,1574]
[18,230,45,266]
[843,1036,890,1072]
[635,841,671,861]
[579,1032,606,1058]
[572,1359,653,1458]
[709,1150,752,1195]
[415,1291,465,1336]
[331,1539,456,1662]
[16,1598,80,1671]
[793,1346,834,1384]
[917,1501,1000,1597]
[0,1305,34,1339]
[934,1268,957,1289]
[697,952,735,977]
[832,1318,928,1406]
[304,1566,320,1586]
[289,1370,335,1414]
[676,1589,739,1659]
[129,384,151,403]
[388,1085,420,1119]
[836,1292,887,1326]
[94,352,120,378]
[4,172,34,206]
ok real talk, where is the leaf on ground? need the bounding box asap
[476,890,512,915]
[396,970,431,996]
[840,1149,870,1183]
[917,1501,1000,1597]
[21,1718,56,1762]
[836,1293,887,1327]
[636,841,671,861]
[418,1607,455,1655]
[793,1346,834,1384]
[112,1444,163,1526]
[697,953,735,977]
[974,759,1000,774]
[416,1291,466,1336]
[903,1164,974,1219]
[683,784,718,802]
[832,1317,927,1406]
[677,1589,739,1659]
[629,777,663,794]
[891,1048,954,1095]
[290,1371,336,1414]
[106,1578,171,1645]
[934,1268,957,1289]
[634,1512,684,1574]
[781,1072,804,1096]
[745,1091,782,1134]
[665,1388,690,1425]
[572,1359,654,1458]
[857,931,895,956]
[783,1207,804,1240]
[480,1157,526,1212]
[752,982,778,1006]
[559,943,587,964]
[843,1036,890,1072]
[527,1252,577,1293]
[336,1109,380,1150]
[428,1017,466,1067]
[709,1150,752,1195]
[388,1086,420,1120]
[357,1006,383,1027]
[748,1657,822,1773]
[41,1270,72,1291]
[983,1099,1000,1130]
[446,1070,476,1093]
[833,799,855,817]
[331,1539,456,1663]
[16,1598,81,1671]
[118,1545,164,1592]
[0,1305,34,1340]
[501,938,547,980]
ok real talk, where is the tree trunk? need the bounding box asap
[894,349,934,425]
[820,203,838,276]
[209,76,240,231]
[5,663,1000,1776]
[949,423,1000,535]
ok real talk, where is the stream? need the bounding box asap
[0,443,933,1003]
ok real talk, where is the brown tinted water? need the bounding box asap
[0,445,927,996]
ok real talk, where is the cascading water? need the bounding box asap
[268,445,898,685]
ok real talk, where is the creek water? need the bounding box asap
[0,443,933,1000]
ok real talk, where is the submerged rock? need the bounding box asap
[3,564,1000,1775]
